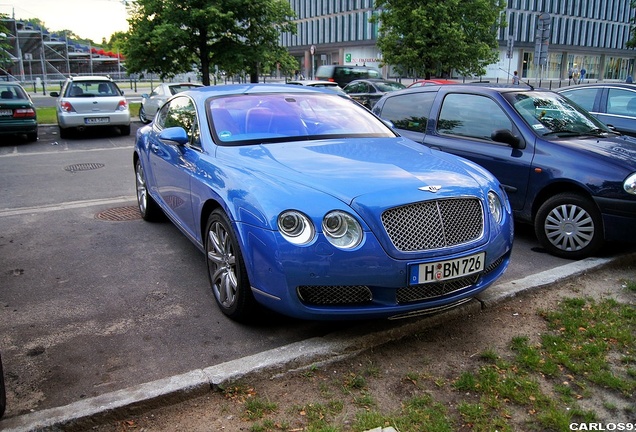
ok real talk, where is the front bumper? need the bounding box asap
[239,221,513,320]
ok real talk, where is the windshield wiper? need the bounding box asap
[542,130,584,137]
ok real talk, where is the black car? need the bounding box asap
[557,83,636,137]
[342,79,406,109]
[315,65,382,88]
[373,83,636,259]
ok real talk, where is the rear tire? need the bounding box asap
[26,131,38,142]
[59,126,71,139]
[534,192,604,259]
[139,106,151,124]
[205,209,257,322]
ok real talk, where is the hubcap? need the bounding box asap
[207,221,237,308]
[544,203,594,252]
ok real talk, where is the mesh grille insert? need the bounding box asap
[381,198,483,251]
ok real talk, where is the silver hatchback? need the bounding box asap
[51,76,130,138]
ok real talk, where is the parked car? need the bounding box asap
[557,83,636,137]
[0,82,37,142]
[342,79,406,108]
[134,84,513,321]
[139,82,203,124]
[408,79,459,88]
[50,75,130,138]
[372,84,636,259]
[286,80,348,96]
[315,65,382,88]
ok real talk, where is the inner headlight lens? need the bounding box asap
[625,173,636,195]
[278,211,315,245]
[322,211,363,249]
[488,191,503,224]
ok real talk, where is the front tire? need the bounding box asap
[205,209,256,321]
[534,192,604,259]
[135,159,162,221]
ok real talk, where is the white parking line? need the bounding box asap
[0,196,137,217]
[0,145,133,158]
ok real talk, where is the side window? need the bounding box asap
[380,92,435,133]
[607,88,636,116]
[156,96,201,149]
[562,88,599,111]
[438,93,512,141]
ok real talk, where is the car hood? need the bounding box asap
[561,134,636,166]
[219,137,487,206]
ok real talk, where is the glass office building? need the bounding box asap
[280,0,636,83]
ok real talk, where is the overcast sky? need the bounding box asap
[1,0,129,41]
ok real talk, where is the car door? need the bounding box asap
[146,85,167,117]
[602,87,636,136]
[148,95,201,235]
[423,92,533,212]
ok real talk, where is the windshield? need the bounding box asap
[503,91,612,136]
[207,92,397,145]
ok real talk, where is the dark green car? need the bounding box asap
[0,82,38,142]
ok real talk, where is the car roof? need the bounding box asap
[557,83,636,91]
[380,83,550,100]
[287,80,339,86]
[182,83,344,99]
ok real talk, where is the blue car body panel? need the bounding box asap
[134,84,513,320]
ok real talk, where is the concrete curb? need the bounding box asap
[2,252,633,431]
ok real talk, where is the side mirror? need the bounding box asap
[491,129,524,149]
[159,127,189,145]
[141,93,149,99]
[50,91,59,97]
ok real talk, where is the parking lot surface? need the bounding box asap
[1,125,634,431]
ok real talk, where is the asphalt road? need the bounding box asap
[0,124,633,422]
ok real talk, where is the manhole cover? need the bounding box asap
[95,206,142,221]
[65,163,105,172]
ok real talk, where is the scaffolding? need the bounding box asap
[1,17,126,86]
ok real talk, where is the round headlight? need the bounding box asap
[322,211,363,249]
[488,191,503,224]
[278,211,315,245]
[625,173,636,195]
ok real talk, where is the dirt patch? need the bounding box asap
[61,263,636,430]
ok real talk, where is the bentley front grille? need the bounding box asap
[381,198,483,252]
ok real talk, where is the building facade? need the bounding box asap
[280,0,636,83]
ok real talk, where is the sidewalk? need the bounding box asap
[2,252,633,432]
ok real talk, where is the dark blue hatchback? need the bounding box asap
[373,84,636,259]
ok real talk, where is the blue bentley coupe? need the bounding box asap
[133,84,513,321]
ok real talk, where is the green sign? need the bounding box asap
[345,53,352,63]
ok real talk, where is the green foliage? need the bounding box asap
[122,0,297,84]
[371,0,506,78]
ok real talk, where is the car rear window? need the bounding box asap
[65,81,120,97]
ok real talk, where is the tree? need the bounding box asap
[371,0,506,79]
[626,0,636,49]
[122,0,296,85]
[0,14,12,72]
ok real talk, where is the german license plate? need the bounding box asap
[410,253,485,285]
[85,117,109,124]
[0,109,12,116]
